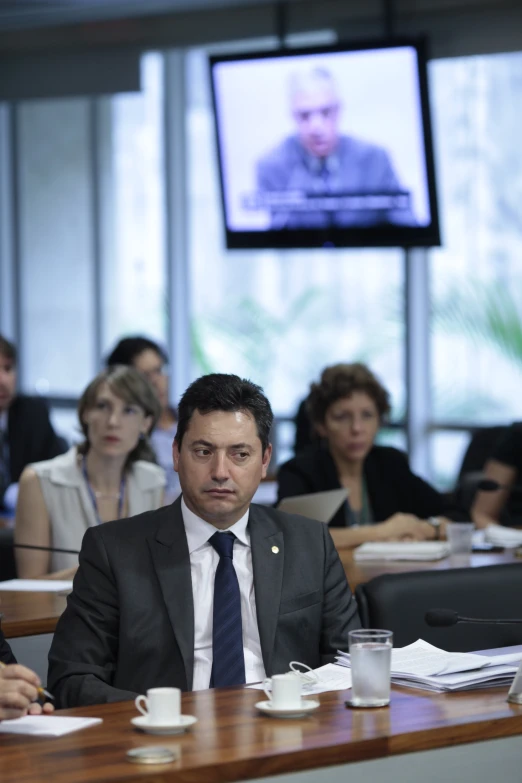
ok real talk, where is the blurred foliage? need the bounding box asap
[435,281,522,369]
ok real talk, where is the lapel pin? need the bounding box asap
[271,546,279,554]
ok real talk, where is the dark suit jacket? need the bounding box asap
[7,395,67,484]
[0,629,16,665]
[257,134,415,229]
[277,444,445,528]
[48,499,360,707]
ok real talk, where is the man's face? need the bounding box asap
[173,409,272,529]
[0,353,16,412]
[292,81,340,159]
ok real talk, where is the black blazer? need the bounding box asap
[277,444,445,527]
[48,498,360,707]
[0,628,16,665]
[7,395,67,484]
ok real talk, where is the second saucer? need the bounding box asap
[255,700,320,719]
[131,714,198,735]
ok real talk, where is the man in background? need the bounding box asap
[0,335,66,511]
[257,67,414,229]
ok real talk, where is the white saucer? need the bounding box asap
[131,714,198,735]
[255,700,320,718]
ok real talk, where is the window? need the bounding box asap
[429,52,522,487]
[17,98,96,396]
[100,52,167,356]
[15,53,166,402]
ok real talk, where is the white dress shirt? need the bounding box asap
[181,497,266,690]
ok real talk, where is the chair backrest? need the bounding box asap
[355,564,522,651]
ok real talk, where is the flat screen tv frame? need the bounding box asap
[209,37,440,250]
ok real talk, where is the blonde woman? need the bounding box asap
[15,366,165,579]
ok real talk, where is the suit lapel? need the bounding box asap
[250,505,284,676]
[147,499,195,690]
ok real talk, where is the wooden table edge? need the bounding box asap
[2,617,58,638]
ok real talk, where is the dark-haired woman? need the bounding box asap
[106,336,180,501]
[277,363,446,548]
[15,366,165,579]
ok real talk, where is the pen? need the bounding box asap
[0,660,55,703]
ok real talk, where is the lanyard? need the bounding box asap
[82,456,126,525]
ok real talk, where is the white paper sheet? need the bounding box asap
[0,716,102,736]
[485,524,522,548]
[0,579,73,592]
[353,541,450,561]
[390,640,490,676]
[248,664,352,694]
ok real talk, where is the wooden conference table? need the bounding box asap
[1,549,519,639]
[1,674,522,783]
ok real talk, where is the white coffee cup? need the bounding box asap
[135,687,181,725]
[263,672,302,709]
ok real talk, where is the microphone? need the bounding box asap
[13,543,80,556]
[477,478,522,493]
[477,479,508,492]
[425,609,522,627]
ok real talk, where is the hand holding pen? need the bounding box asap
[0,661,55,721]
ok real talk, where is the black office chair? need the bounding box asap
[355,564,522,652]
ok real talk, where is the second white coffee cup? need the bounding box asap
[263,672,302,709]
[135,687,181,725]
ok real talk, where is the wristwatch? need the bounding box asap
[427,516,441,540]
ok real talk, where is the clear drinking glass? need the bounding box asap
[447,522,474,555]
[349,629,393,707]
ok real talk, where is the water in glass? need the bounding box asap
[350,642,392,707]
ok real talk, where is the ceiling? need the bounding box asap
[0,0,292,31]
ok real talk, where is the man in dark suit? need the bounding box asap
[257,67,415,229]
[48,373,359,707]
[0,335,66,509]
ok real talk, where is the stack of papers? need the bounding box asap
[484,525,522,549]
[336,639,522,692]
[353,541,450,562]
[0,716,102,736]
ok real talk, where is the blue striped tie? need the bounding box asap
[209,531,246,687]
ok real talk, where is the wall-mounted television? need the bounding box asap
[209,39,440,249]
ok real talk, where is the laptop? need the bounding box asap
[277,488,349,524]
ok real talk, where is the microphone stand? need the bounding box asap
[13,543,80,555]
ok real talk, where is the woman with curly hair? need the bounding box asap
[277,363,446,547]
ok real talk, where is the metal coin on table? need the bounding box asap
[126,746,178,764]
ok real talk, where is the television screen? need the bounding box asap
[209,39,440,249]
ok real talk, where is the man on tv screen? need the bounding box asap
[256,67,416,230]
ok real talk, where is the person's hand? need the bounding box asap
[27,701,55,716]
[0,664,52,721]
[380,513,433,541]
